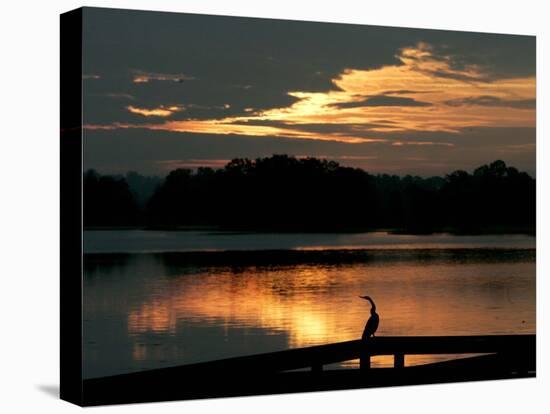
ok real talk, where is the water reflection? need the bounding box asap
[83,249,535,378]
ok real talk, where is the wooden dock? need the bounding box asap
[82,334,535,406]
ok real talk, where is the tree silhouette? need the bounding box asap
[83,157,535,234]
[83,169,139,227]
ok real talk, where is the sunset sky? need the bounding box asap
[82,7,536,176]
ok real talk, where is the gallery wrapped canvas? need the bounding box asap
[60,6,536,406]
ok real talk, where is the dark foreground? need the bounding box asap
[78,335,535,406]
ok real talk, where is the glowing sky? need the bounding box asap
[82,8,536,176]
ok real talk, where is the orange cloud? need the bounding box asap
[127,105,184,117]
[87,42,535,144]
[236,42,534,135]
[84,120,384,144]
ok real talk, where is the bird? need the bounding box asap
[359,295,379,340]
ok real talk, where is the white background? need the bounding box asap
[0,0,548,412]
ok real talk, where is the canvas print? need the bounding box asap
[60,6,536,406]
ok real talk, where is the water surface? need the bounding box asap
[84,230,535,253]
[83,232,535,379]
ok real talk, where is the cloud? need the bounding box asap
[85,41,535,142]
[391,141,454,147]
[127,105,185,117]
[331,95,433,109]
[132,70,195,84]
[80,9,536,176]
[86,120,382,144]
[89,92,135,100]
[105,93,134,100]
[229,120,400,135]
[82,7,535,129]
[380,89,439,95]
[426,36,535,81]
[444,95,536,110]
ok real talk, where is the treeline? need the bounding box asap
[84,155,535,234]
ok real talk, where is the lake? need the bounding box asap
[83,231,535,379]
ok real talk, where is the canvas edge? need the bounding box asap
[60,7,84,407]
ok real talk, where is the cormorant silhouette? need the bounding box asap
[359,295,379,340]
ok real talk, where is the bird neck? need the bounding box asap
[367,298,376,311]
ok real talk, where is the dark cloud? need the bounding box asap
[420,69,489,82]
[228,119,399,135]
[427,37,535,80]
[82,7,534,124]
[82,8,406,124]
[444,95,536,109]
[131,70,195,83]
[380,89,439,95]
[332,95,433,109]
[81,7,535,176]
[101,93,135,100]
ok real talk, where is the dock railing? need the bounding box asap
[355,334,535,371]
[82,334,535,406]
[152,334,534,375]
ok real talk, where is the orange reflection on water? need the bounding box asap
[127,266,361,347]
[128,298,177,334]
[127,260,535,358]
